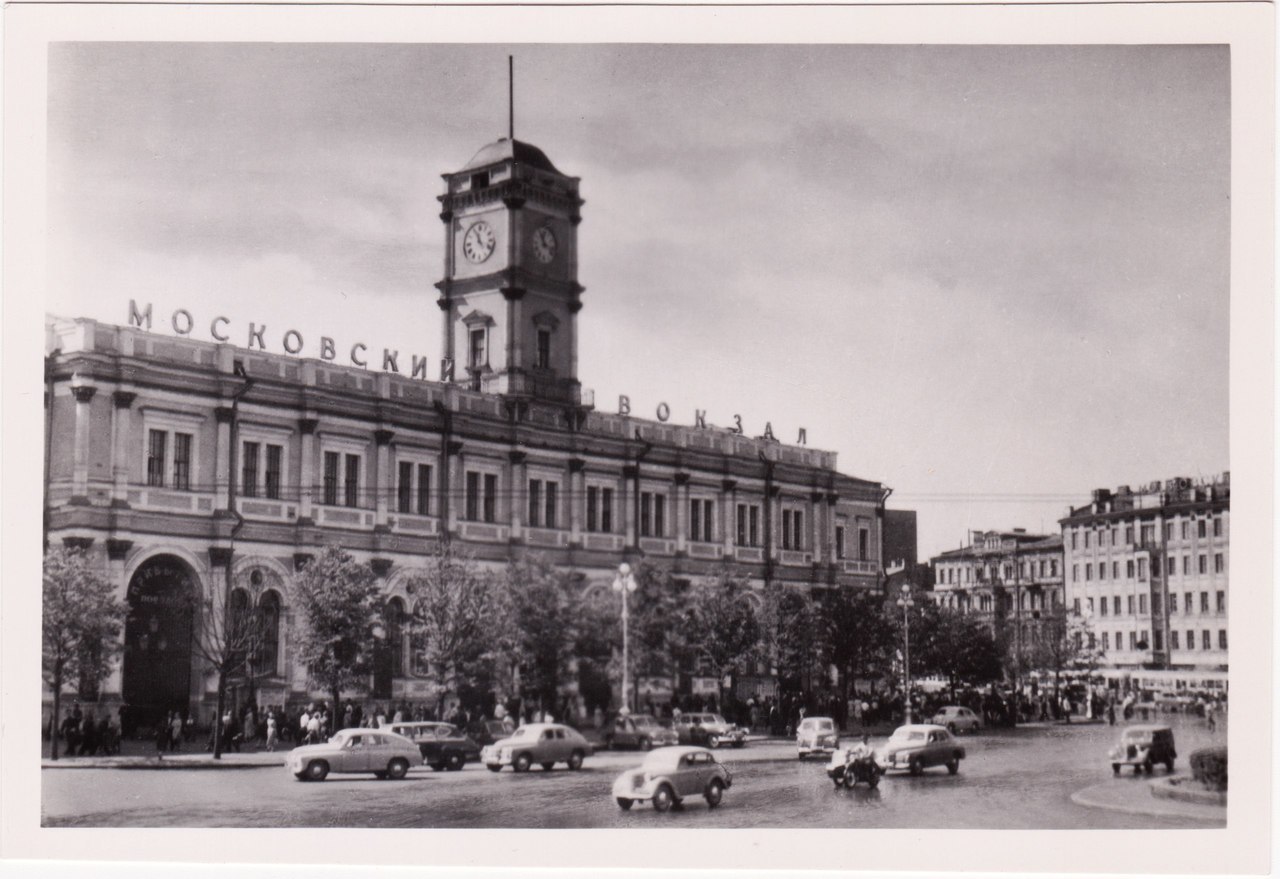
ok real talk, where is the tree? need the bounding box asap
[682,568,761,699]
[1027,608,1105,705]
[762,584,822,697]
[627,563,693,690]
[291,546,381,717]
[189,570,264,758]
[817,588,897,708]
[42,546,126,760]
[915,606,1004,701]
[499,555,586,715]
[404,542,499,716]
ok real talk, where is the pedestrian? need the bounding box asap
[299,708,311,742]
[80,712,99,756]
[265,714,278,751]
[1107,701,1116,726]
[1205,704,1216,733]
[307,711,321,745]
[242,710,257,750]
[170,711,184,753]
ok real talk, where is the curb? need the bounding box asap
[1070,781,1226,823]
[1151,776,1228,807]
[43,758,285,771]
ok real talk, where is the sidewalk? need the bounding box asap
[43,740,288,770]
[1071,777,1226,824]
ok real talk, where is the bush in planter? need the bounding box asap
[1189,747,1227,791]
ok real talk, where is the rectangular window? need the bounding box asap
[1084,531,1091,549]
[343,454,360,507]
[1072,564,1079,582]
[398,461,413,513]
[1198,519,1207,538]
[1153,630,1163,651]
[1098,563,1106,581]
[601,488,613,533]
[858,526,869,561]
[1125,525,1134,544]
[1200,592,1209,613]
[147,429,167,486]
[545,481,557,529]
[640,493,652,538]
[690,499,702,542]
[586,486,598,532]
[654,494,665,537]
[1218,630,1227,649]
[265,445,282,500]
[1100,597,1108,616]
[1152,556,1161,578]
[241,441,260,498]
[781,510,792,550]
[1181,521,1189,539]
[1127,595,1134,615]
[172,432,192,491]
[1201,630,1210,650]
[469,328,486,370]
[536,329,551,370]
[1187,629,1195,650]
[1073,598,1081,614]
[1182,555,1190,575]
[792,510,804,550]
[1184,592,1193,614]
[1137,558,1147,580]
[1051,559,1058,577]
[1102,632,1110,650]
[1198,555,1207,574]
[528,479,542,528]
[835,525,845,559]
[483,473,497,523]
[753,507,762,548]
[1215,591,1224,613]
[1071,532,1078,550]
[1213,553,1223,573]
[323,451,340,506]
[1128,631,1136,650]
[416,464,431,516]
[465,471,480,521]
[1111,561,1119,579]
[1171,630,1179,650]
[1213,517,1222,537]
[1085,564,1092,581]
[1169,593,1177,613]
[736,504,747,546]
[704,500,713,542]
[1113,596,1120,615]
[1087,597,1095,613]
[1138,594,1147,614]
[1126,560,1135,579]
[1167,554,1175,577]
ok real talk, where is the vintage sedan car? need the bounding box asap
[385,721,481,771]
[288,728,422,781]
[480,723,593,772]
[465,718,516,747]
[672,713,747,748]
[1109,724,1177,774]
[929,706,984,734]
[796,716,841,759]
[612,745,733,812]
[601,714,679,751]
[875,724,965,776]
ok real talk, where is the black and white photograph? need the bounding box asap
[2,2,1273,875]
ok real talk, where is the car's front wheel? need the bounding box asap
[707,734,721,749]
[652,783,675,813]
[908,758,922,776]
[568,750,585,770]
[446,752,465,772]
[616,798,633,811]
[513,753,533,773]
[946,758,960,775]
[386,758,409,780]
[705,778,724,808]
[306,760,329,782]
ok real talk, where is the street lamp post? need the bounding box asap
[613,562,639,713]
[896,583,915,725]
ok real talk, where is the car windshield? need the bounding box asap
[889,730,927,743]
[511,727,532,738]
[633,716,659,728]
[1123,730,1155,742]
[329,734,344,744]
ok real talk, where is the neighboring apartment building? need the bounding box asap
[1060,475,1229,689]
[930,529,1064,640]
[44,130,890,727]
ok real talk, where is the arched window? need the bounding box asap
[257,590,281,676]
[385,597,406,678]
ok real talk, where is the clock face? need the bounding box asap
[532,225,557,263]
[462,221,497,263]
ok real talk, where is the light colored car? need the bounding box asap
[673,713,747,748]
[929,706,983,734]
[612,745,733,812]
[875,724,965,776]
[288,728,422,781]
[480,722,593,772]
[601,714,679,751]
[796,716,840,759]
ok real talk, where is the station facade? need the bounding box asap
[44,134,889,725]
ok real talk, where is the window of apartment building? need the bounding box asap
[1071,532,1078,550]
[265,445,282,500]
[1098,529,1107,548]
[1113,596,1120,615]
[1112,561,1119,579]
[1152,556,1161,578]
[1127,595,1134,615]
[147,429,167,486]
[1112,526,1120,545]
[1218,630,1227,650]
[1197,518,1207,538]
[690,498,714,542]
[1098,562,1106,581]
[1213,553,1223,573]
[1073,598,1081,614]
[1169,592,1177,613]
[397,462,413,513]
[1072,564,1079,582]
[1216,591,1224,613]
[586,486,614,533]
[1182,555,1190,575]
[1085,564,1092,581]
[1102,632,1110,650]
[1153,630,1163,651]
[640,491,666,538]
[1186,629,1195,650]
[1086,597,1094,613]
[1126,560,1135,579]
[1051,559,1059,577]
[1197,554,1207,575]
[1213,517,1222,537]
[1125,525,1135,544]
[835,525,846,559]
[1181,520,1189,539]
[1166,554,1175,577]
[1137,558,1147,580]
[1099,597,1108,616]
[1084,531,1091,549]
[1200,592,1209,613]
[1171,630,1179,650]
[1201,630,1210,650]
[415,464,431,516]
[1141,523,1155,545]
[1163,522,1173,541]
[1128,631,1136,650]
[1138,594,1147,614]
[1184,591,1192,614]
[172,434,192,490]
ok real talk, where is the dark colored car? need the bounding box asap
[601,714,680,750]
[385,721,481,771]
[1109,724,1177,774]
[465,718,517,747]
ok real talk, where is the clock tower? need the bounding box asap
[436,137,586,406]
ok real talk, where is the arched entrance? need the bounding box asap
[122,555,196,730]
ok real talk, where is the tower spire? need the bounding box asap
[508,55,514,141]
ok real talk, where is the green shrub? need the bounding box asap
[1189,747,1227,791]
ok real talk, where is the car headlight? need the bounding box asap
[632,774,645,791]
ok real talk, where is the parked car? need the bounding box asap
[1108,724,1177,774]
[929,706,984,734]
[796,716,841,759]
[480,723,593,772]
[601,714,679,751]
[385,721,481,771]
[612,745,733,812]
[672,713,747,748]
[465,718,516,747]
[288,728,422,781]
[875,724,965,776]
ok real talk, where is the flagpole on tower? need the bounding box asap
[508,55,514,141]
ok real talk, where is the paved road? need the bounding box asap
[43,716,1224,828]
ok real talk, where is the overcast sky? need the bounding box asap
[46,43,1230,558]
